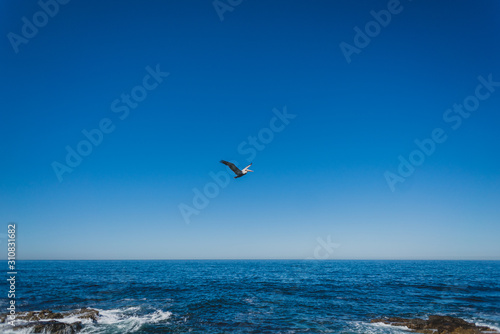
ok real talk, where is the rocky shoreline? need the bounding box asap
[0,308,99,334]
[2,310,499,333]
[371,315,500,334]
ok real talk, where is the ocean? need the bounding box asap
[1,260,499,333]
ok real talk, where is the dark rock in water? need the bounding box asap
[71,307,99,322]
[15,309,64,321]
[3,307,99,322]
[371,315,499,334]
[14,320,82,334]
[1,308,99,333]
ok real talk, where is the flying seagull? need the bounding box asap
[220,160,253,179]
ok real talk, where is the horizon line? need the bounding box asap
[8,258,500,261]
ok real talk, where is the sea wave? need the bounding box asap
[0,307,172,334]
[475,322,500,333]
[348,321,410,334]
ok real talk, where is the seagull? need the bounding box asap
[220,160,253,179]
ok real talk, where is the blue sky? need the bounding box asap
[1,0,499,260]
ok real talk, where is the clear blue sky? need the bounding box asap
[1,0,499,260]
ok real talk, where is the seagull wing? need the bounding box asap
[220,160,242,176]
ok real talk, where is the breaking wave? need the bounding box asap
[0,307,172,334]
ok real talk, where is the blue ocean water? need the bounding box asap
[1,260,499,333]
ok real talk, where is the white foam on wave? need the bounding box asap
[0,327,30,334]
[95,306,141,325]
[81,307,172,333]
[348,321,411,334]
[475,322,500,333]
[457,315,500,334]
[371,322,411,331]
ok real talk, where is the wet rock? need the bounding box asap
[13,320,82,334]
[4,308,99,323]
[70,307,99,322]
[1,308,100,333]
[371,315,499,334]
[15,309,64,321]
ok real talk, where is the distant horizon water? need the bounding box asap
[12,258,500,261]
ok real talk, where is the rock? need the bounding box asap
[1,308,99,333]
[4,308,99,322]
[371,315,499,334]
[13,320,82,334]
[15,309,64,321]
[71,307,100,322]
